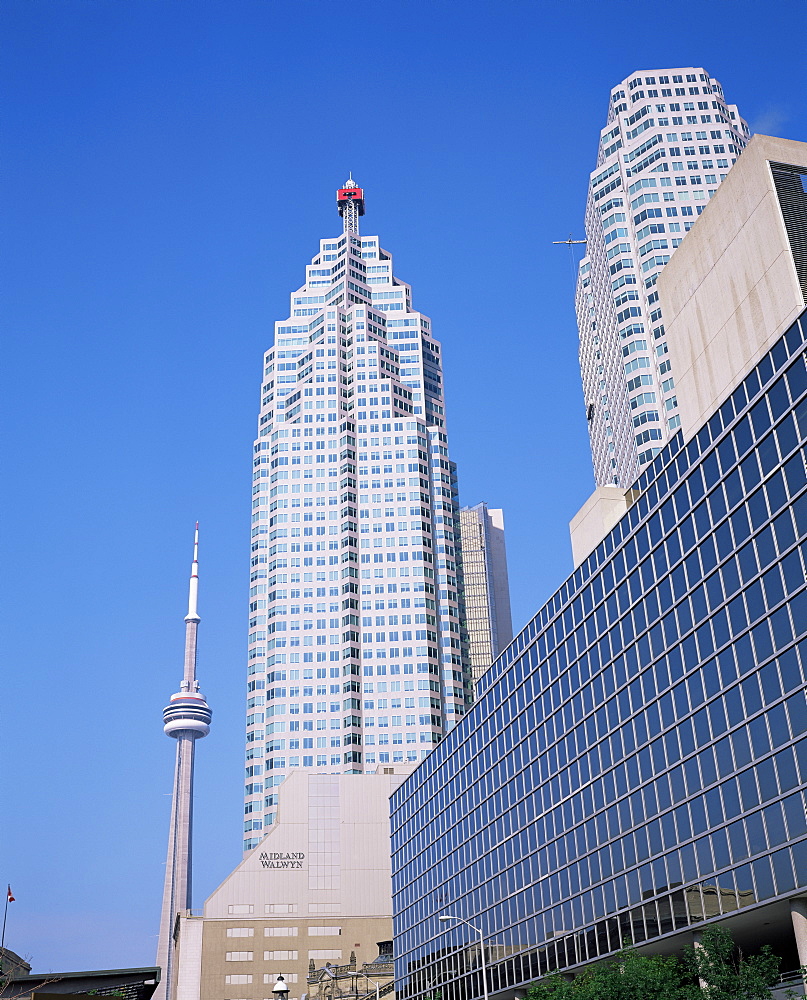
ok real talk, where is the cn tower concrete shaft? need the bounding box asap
[155,526,212,1000]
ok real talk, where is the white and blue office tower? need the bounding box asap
[577,68,749,489]
[243,180,472,852]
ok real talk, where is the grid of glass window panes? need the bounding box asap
[391,312,807,1000]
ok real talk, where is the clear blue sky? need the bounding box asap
[2,0,805,974]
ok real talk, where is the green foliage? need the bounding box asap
[524,946,687,1000]
[524,925,791,1000]
[681,925,782,1000]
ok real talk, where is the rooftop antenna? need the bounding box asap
[553,234,587,287]
[336,176,365,235]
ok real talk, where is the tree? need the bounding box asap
[524,925,797,1000]
[524,947,688,1000]
[680,925,783,1000]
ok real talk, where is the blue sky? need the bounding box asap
[2,0,806,974]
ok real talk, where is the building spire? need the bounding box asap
[336,176,365,235]
[185,521,200,626]
[155,525,213,1000]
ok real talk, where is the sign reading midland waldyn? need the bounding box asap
[259,852,305,869]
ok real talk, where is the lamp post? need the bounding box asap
[438,915,488,1000]
[356,969,380,1000]
[272,975,290,1000]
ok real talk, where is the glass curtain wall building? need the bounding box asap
[576,68,749,489]
[393,308,807,1000]
[391,139,807,1000]
[244,180,472,851]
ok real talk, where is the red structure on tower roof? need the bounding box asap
[336,175,365,233]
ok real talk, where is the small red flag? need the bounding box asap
[7,886,14,903]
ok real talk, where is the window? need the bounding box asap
[309,926,342,936]
[264,951,298,961]
[227,928,255,938]
[308,950,343,960]
[264,974,299,984]
[228,904,254,915]
[226,952,254,961]
[224,976,252,985]
[265,927,298,936]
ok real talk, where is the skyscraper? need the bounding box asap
[576,68,749,489]
[156,527,213,1000]
[457,503,512,683]
[244,179,472,852]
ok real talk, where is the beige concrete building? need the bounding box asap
[570,133,807,568]
[659,134,807,443]
[173,769,411,1000]
[457,504,512,684]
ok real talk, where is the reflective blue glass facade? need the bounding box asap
[391,310,807,1000]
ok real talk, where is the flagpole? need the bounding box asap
[1,885,10,974]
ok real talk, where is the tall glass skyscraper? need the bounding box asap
[577,68,749,489]
[391,137,807,999]
[243,180,472,852]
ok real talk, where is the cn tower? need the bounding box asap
[155,525,212,1000]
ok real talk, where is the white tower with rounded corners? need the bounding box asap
[576,67,749,488]
[243,179,473,852]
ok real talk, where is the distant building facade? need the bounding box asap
[391,137,807,1000]
[0,950,30,980]
[457,505,512,684]
[305,943,394,1000]
[174,768,411,1000]
[1,966,160,1000]
[576,67,749,489]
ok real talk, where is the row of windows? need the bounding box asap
[225,946,342,964]
[226,973,300,985]
[228,951,324,961]
[228,903,338,914]
[226,925,340,937]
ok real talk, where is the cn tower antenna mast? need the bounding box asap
[336,174,365,235]
[155,525,212,1000]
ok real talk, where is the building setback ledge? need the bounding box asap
[569,486,640,568]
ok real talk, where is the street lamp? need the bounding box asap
[354,968,380,1000]
[438,915,488,1000]
[272,975,290,1000]
[356,969,380,1000]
